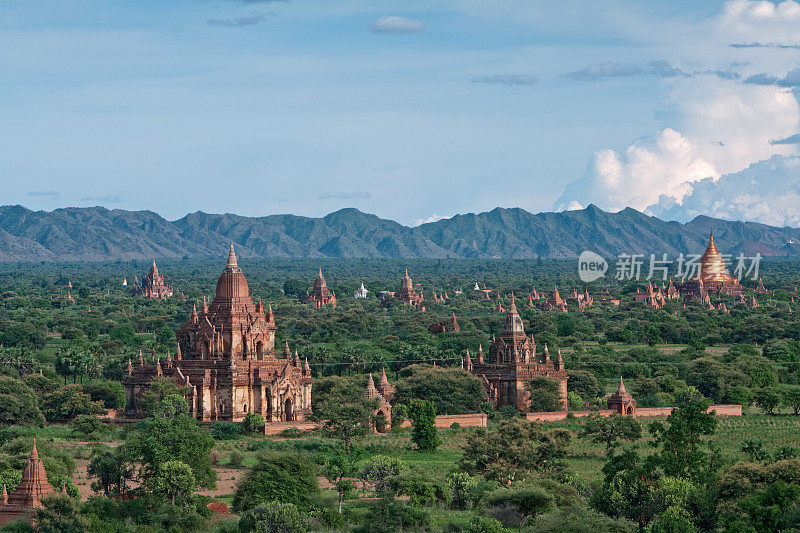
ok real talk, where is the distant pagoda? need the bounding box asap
[301,267,337,309]
[681,232,742,302]
[382,270,425,310]
[133,260,173,300]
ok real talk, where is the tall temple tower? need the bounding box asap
[302,267,337,308]
[389,269,424,310]
[468,294,568,411]
[124,243,313,423]
[133,260,174,300]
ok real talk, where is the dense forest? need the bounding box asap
[1,258,799,532]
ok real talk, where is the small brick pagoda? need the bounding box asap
[0,440,54,526]
[124,244,312,423]
[428,312,460,334]
[365,368,394,433]
[608,377,636,415]
[133,260,173,300]
[466,294,568,411]
[301,267,337,308]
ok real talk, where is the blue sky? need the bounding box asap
[4,0,800,226]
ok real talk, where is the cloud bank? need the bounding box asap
[369,16,424,34]
[471,74,538,86]
[555,0,800,227]
[648,155,800,226]
[207,12,270,27]
[563,62,641,81]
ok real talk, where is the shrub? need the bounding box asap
[408,400,440,452]
[82,381,125,409]
[228,451,244,468]
[41,385,103,421]
[0,376,45,427]
[461,516,505,533]
[238,501,307,533]
[242,413,265,435]
[391,404,408,427]
[212,422,243,441]
[70,415,107,439]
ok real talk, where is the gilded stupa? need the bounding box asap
[681,232,742,300]
[697,232,736,283]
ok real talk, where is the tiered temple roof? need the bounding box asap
[302,267,337,308]
[384,270,425,310]
[124,243,312,423]
[541,285,567,312]
[468,294,568,411]
[0,440,54,526]
[681,233,742,301]
[133,260,173,300]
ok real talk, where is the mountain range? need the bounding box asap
[0,204,799,261]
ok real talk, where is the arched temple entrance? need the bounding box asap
[375,410,387,433]
[284,398,294,421]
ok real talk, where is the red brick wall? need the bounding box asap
[526,404,742,422]
[399,413,487,428]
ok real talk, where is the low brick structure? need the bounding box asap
[526,404,742,422]
[400,413,488,429]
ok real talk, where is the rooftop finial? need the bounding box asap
[227,241,237,267]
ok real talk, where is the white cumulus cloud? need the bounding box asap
[555,129,719,212]
[719,0,800,44]
[648,154,800,226]
[555,1,800,224]
[411,214,448,226]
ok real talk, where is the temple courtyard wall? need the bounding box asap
[526,404,742,422]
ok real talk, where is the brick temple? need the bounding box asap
[133,260,173,300]
[301,267,337,308]
[465,294,568,411]
[124,244,313,423]
[0,440,54,526]
[382,270,425,310]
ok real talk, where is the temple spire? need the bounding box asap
[366,373,377,398]
[508,293,517,314]
[617,376,627,394]
[227,241,238,268]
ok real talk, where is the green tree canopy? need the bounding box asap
[125,414,216,489]
[232,450,319,513]
[394,365,485,415]
[0,376,45,427]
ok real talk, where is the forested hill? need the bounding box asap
[0,204,799,261]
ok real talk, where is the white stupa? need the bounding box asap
[354,282,369,299]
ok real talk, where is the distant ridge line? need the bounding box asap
[0,204,798,261]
